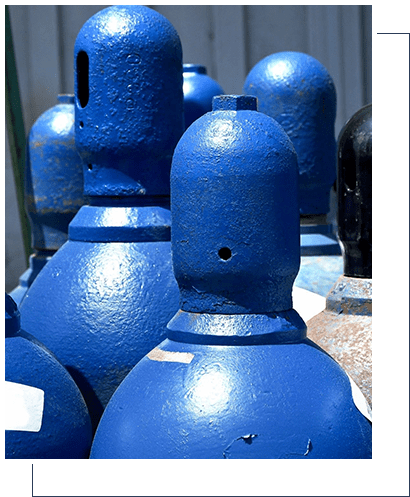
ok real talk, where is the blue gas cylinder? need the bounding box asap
[5,293,92,458]
[10,95,85,306]
[183,64,224,129]
[20,5,184,430]
[90,95,371,459]
[308,104,372,408]
[243,52,342,297]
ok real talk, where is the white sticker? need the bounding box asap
[5,381,45,432]
[147,348,194,364]
[292,286,326,322]
[347,375,372,422]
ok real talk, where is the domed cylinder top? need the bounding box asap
[171,95,300,314]
[74,5,184,200]
[337,104,372,278]
[25,95,85,251]
[183,64,224,129]
[243,51,337,216]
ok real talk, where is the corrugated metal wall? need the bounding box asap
[5,4,372,291]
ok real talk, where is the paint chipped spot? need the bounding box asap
[283,436,313,459]
[304,438,312,456]
[240,433,258,445]
[147,347,194,364]
[223,434,258,458]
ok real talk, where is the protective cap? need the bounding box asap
[337,104,372,278]
[25,95,85,250]
[183,64,224,128]
[171,95,300,314]
[74,5,184,200]
[243,51,336,216]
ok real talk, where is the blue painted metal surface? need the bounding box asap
[10,95,85,306]
[5,293,92,458]
[243,51,337,216]
[299,223,340,256]
[183,64,224,129]
[20,5,184,430]
[90,95,371,459]
[294,255,343,297]
[174,94,300,314]
[308,104,372,407]
[243,52,342,296]
[75,6,184,199]
[9,252,51,307]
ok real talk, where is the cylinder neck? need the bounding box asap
[88,196,170,209]
[183,64,207,75]
[68,204,171,243]
[300,214,329,226]
[57,94,74,104]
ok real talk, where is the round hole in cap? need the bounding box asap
[218,247,232,261]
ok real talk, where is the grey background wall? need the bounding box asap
[5,4,372,292]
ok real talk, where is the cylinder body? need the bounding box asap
[6,294,92,459]
[90,96,371,459]
[20,5,183,430]
[307,104,373,407]
[11,95,86,306]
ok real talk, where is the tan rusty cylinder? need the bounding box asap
[307,275,372,407]
[307,104,372,409]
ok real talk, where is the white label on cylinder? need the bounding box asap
[347,374,372,422]
[5,381,45,432]
[147,348,194,364]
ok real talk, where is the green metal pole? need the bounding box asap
[5,5,31,264]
